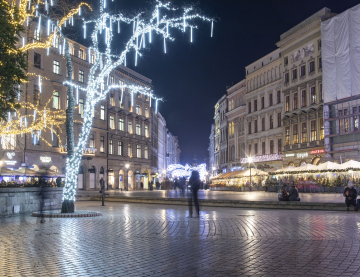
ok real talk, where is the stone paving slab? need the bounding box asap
[1,201,360,276]
[32,210,102,217]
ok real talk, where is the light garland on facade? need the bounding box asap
[167,163,207,181]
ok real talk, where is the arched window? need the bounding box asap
[53,91,60,109]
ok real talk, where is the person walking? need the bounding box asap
[188,170,201,218]
[344,181,358,211]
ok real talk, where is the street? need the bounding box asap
[1,201,360,276]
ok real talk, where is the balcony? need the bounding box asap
[60,146,97,156]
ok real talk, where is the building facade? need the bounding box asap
[244,50,283,171]
[157,113,167,178]
[208,124,215,174]
[225,80,246,171]
[277,8,333,167]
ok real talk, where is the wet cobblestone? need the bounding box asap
[1,201,360,276]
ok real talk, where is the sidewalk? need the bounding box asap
[77,190,347,211]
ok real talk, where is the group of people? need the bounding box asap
[278,184,301,202]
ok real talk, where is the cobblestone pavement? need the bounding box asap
[1,201,360,276]
[78,190,345,203]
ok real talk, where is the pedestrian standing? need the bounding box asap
[188,171,200,218]
[344,181,358,211]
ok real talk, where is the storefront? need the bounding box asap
[283,149,325,167]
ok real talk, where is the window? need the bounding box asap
[110,75,114,84]
[262,141,265,155]
[100,136,104,152]
[33,132,40,145]
[118,118,124,131]
[254,120,258,133]
[100,105,105,120]
[301,89,307,107]
[136,104,141,115]
[33,85,40,104]
[354,107,358,131]
[300,65,306,77]
[277,112,281,127]
[109,139,113,154]
[137,144,141,158]
[2,134,16,149]
[34,53,41,68]
[145,125,149,137]
[285,126,290,145]
[53,91,60,109]
[53,60,60,74]
[144,146,148,159]
[277,91,281,104]
[119,97,124,109]
[284,56,288,66]
[109,116,114,129]
[248,102,251,113]
[91,54,95,64]
[285,96,290,112]
[145,108,148,117]
[302,122,307,143]
[292,68,297,80]
[293,92,298,109]
[344,109,349,132]
[319,83,323,102]
[254,143,258,155]
[69,43,74,55]
[53,35,59,48]
[270,115,273,129]
[254,100,257,112]
[136,123,141,135]
[261,97,264,109]
[318,57,322,69]
[270,140,274,154]
[110,95,114,106]
[34,27,40,40]
[89,134,95,148]
[128,121,132,134]
[310,86,316,104]
[311,120,316,141]
[79,70,84,83]
[79,49,84,60]
[278,139,282,154]
[269,93,273,106]
[320,118,324,140]
[293,124,298,144]
[262,117,265,131]
[79,98,84,116]
[309,60,315,73]
[284,72,289,83]
[339,110,343,133]
[248,121,251,134]
[118,141,123,156]
[128,143,132,157]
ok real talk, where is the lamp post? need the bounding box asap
[125,163,130,191]
[248,157,253,186]
[212,166,216,177]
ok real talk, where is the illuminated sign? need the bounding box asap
[40,156,51,163]
[6,152,15,159]
[310,149,325,155]
[296,152,308,158]
[240,154,283,164]
[4,160,17,165]
[285,153,295,157]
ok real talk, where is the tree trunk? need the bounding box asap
[61,41,75,213]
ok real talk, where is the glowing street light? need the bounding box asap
[248,157,253,186]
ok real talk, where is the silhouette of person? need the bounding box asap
[188,171,200,218]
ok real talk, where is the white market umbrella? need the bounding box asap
[296,164,318,172]
[316,161,340,171]
[339,160,360,170]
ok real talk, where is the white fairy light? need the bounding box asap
[38,76,41,93]
[78,6,81,16]
[190,26,193,43]
[83,24,86,39]
[47,47,49,56]
[38,15,41,32]
[149,29,152,43]
[22,37,25,47]
[164,37,166,53]
[47,19,50,36]
[118,21,120,33]
[211,20,214,37]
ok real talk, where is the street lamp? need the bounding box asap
[248,157,253,186]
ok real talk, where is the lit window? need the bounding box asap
[311,120,316,141]
[110,116,114,129]
[293,124,298,144]
[145,108,148,117]
[53,91,60,109]
[53,35,59,48]
[109,139,113,155]
[118,141,122,156]
[128,121,132,134]
[144,146,148,159]
[2,134,16,149]
[285,96,289,112]
[145,125,149,137]
[137,144,141,158]
[293,93,298,110]
[128,143,132,157]
[136,104,141,115]
[91,54,95,64]
[110,76,114,84]
[53,60,60,74]
[119,118,124,131]
[285,127,290,145]
[34,28,40,40]
[100,136,104,152]
[136,123,141,135]
[79,49,84,60]
[100,105,105,120]
[79,70,84,83]
[309,60,315,73]
[89,134,95,148]
[110,95,115,106]
[79,98,84,116]
[320,118,324,140]
[302,122,307,143]
[310,86,316,104]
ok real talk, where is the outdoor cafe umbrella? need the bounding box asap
[0,167,15,176]
[35,168,63,177]
[296,164,318,172]
[339,160,360,170]
[13,167,38,176]
[316,161,339,171]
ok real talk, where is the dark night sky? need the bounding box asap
[88,0,360,164]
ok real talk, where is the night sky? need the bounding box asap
[88,0,360,165]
